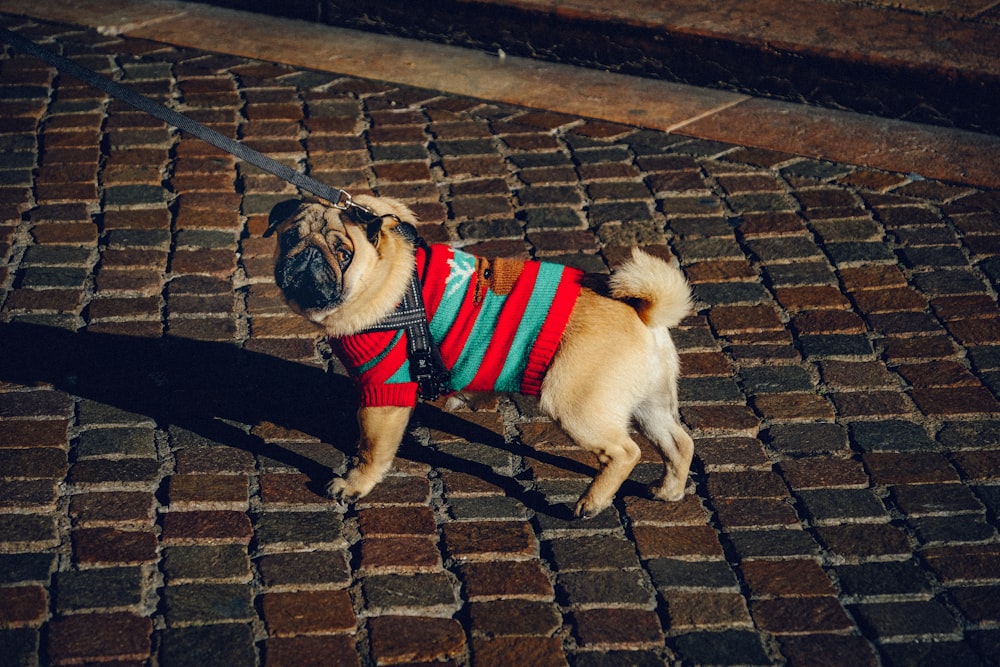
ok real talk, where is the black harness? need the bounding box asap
[341,207,451,401]
[2,26,451,400]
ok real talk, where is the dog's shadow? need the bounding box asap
[0,321,636,519]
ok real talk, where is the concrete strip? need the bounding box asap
[3,0,999,187]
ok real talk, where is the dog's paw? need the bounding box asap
[573,495,611,520]
[649,477,687,502]
[326,477,363,509]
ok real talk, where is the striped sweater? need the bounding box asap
[332,244,584,407]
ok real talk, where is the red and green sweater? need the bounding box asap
[332,244,584,407]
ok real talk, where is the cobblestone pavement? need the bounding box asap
[2,11,1000,667]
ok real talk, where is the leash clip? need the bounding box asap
[331,190,354,211]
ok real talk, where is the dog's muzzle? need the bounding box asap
[275,244,343,311]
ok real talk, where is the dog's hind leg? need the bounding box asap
[542,385,644,519]
[565,422,643,519]
[634,390,693,502]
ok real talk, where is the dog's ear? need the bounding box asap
[265,199,305,237]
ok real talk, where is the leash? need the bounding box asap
[2,25,451,401]
[0,25,361,213]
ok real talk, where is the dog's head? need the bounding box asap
[266,195,418,335]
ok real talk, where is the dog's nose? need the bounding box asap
[275,245,342,310]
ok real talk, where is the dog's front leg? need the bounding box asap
[327,405,412,506]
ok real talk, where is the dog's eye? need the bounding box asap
[335,245,352,266]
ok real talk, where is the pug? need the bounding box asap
[268,195,693,518]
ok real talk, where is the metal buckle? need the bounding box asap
[332,190,353,210]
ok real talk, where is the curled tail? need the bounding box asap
[609,248,692,329]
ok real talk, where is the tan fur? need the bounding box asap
[270,195,694,518]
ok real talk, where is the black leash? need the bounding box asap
[2,25,451,401]
[0,25,357,211]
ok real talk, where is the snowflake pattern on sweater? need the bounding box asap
[331,244,584,407]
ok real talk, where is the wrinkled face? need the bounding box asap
[269,201,379,322]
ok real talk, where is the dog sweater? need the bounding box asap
[331,244,584,407]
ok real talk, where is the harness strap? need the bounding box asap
[359,231,451,401]
[0,26,354,209]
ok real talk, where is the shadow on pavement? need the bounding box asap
[0,321,610,516]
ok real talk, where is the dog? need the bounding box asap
[268,195,693,518]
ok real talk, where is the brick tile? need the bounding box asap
[0,585,47,627]
[715,497,800,529]
[931,294,999,321]
[830,390,911,418]
[0,447,67,478]
[680,404,760,435]
[791,309,865,335]
[459,560,554,600]
[741,559,835,598]
[68,491,154,525]
[814,523,912,559]
[778,456,869,490]
[362,571,459,614]
[737,530,823,561]
[840,265,908,291]
[632,525,725,560]
[53,566,146,613]
[867,446,960,483]
[469,599,561,636]
[774,285,851,311]
[168,475,248,509]
[950,585,1000,625]
[664,591,752,630]
[895,360,981,387]
[358,507,437,537]
[624,494,709,526]
[753,393,836,421]
[911,386,1000,415]
[162,544,251,583]
[951,450,1000,482]
[851,599,958,639]
[173,446,255,475]
[546,535,640,571]
[752,597,854,634]
[356,475,432,506]
[254,510,344,549]
[557,569,653,607]
[922,544,1000,584]
[882,331,958,360]
[443,520,537,561]
[0,390,74,419]
[160,511,252,544]
[469,637,567,667]
[778,634,878,667]
[263,636,360,667]
[368,615,465,665]
[162,583,254,625]
[359,536,442,573]
[257,551,351,589]
[892,483,984,516]
[258,473,329,506]
[262,590,356,636]
[29,221,98,244]
[571,608,664,649]
[646,558,739,591]
[695,437,771,468]
[73,528,157,564]
[705,470,789,498]
[46,612,151,665]
[671,629,770,665]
